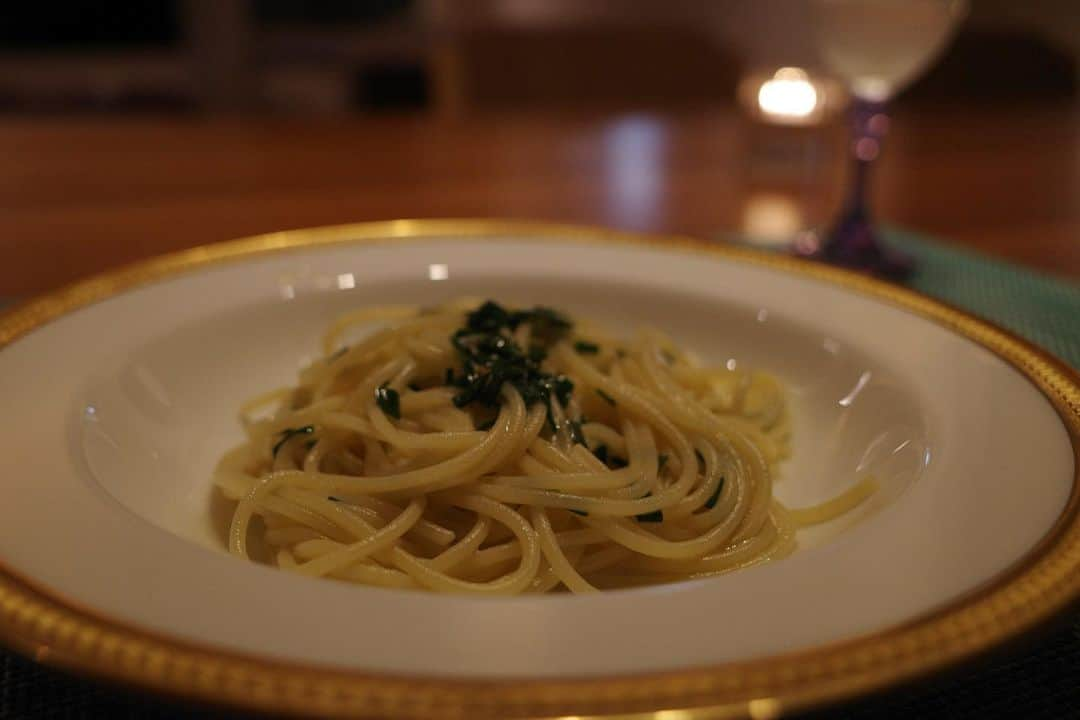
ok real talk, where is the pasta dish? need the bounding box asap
[215,299,872,594]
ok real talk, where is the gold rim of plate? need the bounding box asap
[0,219,1078,719]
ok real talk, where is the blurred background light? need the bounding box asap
[757,67,819,121]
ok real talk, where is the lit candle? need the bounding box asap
[757,67,819,120]
[739,67,839,126]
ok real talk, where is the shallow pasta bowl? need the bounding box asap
[0,220,1077,718]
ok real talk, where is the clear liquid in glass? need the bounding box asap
[816,0,963,101]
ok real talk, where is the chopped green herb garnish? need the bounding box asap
[446,301,577,436]
[272,425,314,457]
[553,376,574,407]
[464,301,570,340]
[704,477,726,510]
[511,306,571,344]
[595,388,616,406]
[328,346,349,362]
[570,509,589,517]
[465,300,512,332]
[574,340,600,355]
[328,495,341,502]
[375,384,401,419]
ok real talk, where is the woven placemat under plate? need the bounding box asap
[890,228,1080,368]
[1,228,1078,719]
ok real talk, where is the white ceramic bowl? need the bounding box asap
[0,221,1076,719]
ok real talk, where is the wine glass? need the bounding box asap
[796,0,968,280]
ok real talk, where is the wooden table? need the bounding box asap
[0,103,1076,297]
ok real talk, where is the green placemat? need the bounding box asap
[888,227,1080,368]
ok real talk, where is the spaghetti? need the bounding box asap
[216,299,870,594]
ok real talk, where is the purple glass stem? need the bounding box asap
[800,97,914,281]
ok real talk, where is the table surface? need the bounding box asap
[0,104,1079,717]
[0,103,1077,297]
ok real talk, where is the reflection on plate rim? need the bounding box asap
[0,219,1077,719]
